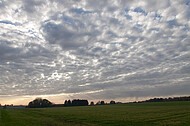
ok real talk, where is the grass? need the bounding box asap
[0,101,190,126]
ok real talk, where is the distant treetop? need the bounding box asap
[28,98,53,108]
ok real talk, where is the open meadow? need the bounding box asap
[0,101,190,126]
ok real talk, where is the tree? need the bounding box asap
[28,98,53,108]
[41,99,52,107]
[90,101,94,106]
[64,100,68,106]
[110,100,116,104]
[72,99,89,106]
[100,101,105,105]
[96,101,101,105]
[67,100,72,106]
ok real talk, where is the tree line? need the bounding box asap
[27,98,116,108]
[64,99,88,106]
[142,96,190,103]
[26,96,190,108]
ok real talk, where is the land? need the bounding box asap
[0,101,190,126]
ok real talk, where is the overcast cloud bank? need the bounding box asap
[0,0,190,104]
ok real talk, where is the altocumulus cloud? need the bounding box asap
[0,0,190,104]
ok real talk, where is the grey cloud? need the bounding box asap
[42,22,92,49]
[143,0,170,11]
[0,0,190,104]
[0,40,51,62]
[22,0,45,13]
[41,9,103,49]
[0,41,22,60]
[85,0,110,10]
[179,64,190,74]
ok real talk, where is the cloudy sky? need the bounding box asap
[0,0,190,105]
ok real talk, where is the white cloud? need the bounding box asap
[0,0,190,104]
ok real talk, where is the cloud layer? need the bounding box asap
[0,0,190,104]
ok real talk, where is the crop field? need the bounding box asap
[0,101,190,126]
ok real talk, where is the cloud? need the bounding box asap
[0,41,19,55]
[42,21,96,49]
[22,0,45,14]
[0,0,190,104]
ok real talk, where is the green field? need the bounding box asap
[0,101,190,126]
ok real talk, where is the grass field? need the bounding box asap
[0,101,190,126]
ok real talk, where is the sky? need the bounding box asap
[0,0,190,105]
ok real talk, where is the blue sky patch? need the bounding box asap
[125,8,132,20]
[125,14,132,20]
[149,28,160,32]
[125,8,130,13]
[71,8,92,14]
[167,19,178,26]
[154,13,162,20]
[186,1,190,5]
[63,16,75,24]
[0,20,21,26]
[110,42,122,45]
[133,7,147,15]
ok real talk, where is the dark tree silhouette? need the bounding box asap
[90,101,94,106]
[64,100,72,106]
[96,101,101,105]
[100,101,105,105]
[72,99,88,106]
[64,100,68,106]
[28,98,53,108]
[143,96,190,103]
[110,100,116,104]
[67,100,72,106]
